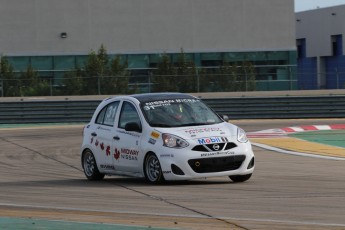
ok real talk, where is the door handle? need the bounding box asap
[91,132,97,137]
[113,136,120,140]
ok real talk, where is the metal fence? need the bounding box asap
[0,74,297,97]
[2,70,345,97]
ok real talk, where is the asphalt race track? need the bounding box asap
[1,119,345,230]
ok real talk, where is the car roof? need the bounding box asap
[130,93,197,103]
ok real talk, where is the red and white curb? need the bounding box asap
[247,124,345,161]
[247,124,345,138]
[281,124,345,133]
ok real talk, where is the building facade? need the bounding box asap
[296,5,345,89]
[0,0,296,92]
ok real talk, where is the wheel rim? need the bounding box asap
[145,155,161,182]
[84,151,95,177]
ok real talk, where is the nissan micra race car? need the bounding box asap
[81,93,254,183]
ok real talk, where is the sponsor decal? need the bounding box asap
[95,140,99,147]
[163,171,172,174]
[160,154,174,158]
[120,148,139,161]
[175,99,198,103]
[100,142,105,150]
[90,137,94,144]
[200,151,235,157]
[184,127,222,135]
[143,99,199,110]
[114,147,139,161]
[145,100,175,106]
[98,126,111,131]
[106,146,111,156]
[151,131,160,139]
[197,137,223,145]
[143,100,175,110]
[114,148,120,160]
[118,130,140,138]
[100,164,115,170]
[148,138,156,145]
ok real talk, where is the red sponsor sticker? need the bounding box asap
[114,148,120,160]
[106,146,111,156]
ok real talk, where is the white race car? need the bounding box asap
[81,93,255,183]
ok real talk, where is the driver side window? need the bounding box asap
[118,102,141,130]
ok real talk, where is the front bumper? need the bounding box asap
[158,143,255,181]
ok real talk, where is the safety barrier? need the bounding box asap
[0,100,100,124]
[0,95,345,124]
[205,96,345,119]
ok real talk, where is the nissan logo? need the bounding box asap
[213,144,220,151]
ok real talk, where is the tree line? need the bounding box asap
[0,45,256,97]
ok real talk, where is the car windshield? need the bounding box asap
[141,98,223,127]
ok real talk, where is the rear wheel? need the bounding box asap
[82,149,104,181]
[144,153,164,184]
[229,174,252,183]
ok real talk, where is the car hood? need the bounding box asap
[154,122,238,140]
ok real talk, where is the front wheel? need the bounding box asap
[229,174,252,183]
[82,149,105,181]
[144,153,164,184]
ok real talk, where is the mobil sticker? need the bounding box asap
[197,137,223,145]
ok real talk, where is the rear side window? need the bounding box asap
[95,101,120,126]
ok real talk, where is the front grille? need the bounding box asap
[192,142,237,152]
[188,155,246,173]
[192,145,208,152]
[224,142,237,150]
[205,143,225,151]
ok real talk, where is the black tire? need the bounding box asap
[82,149,105,181]
[229,174,252,183]
[144,153,164,184]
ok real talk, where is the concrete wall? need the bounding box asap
[0,0,295,56]
[296,5,345,58]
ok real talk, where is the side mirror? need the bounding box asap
[222,115,229,121]
[125,122,142,133]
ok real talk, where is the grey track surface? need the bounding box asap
[1,119,345,230]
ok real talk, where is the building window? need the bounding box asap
[296,39,306,59]
[331,35,342,56]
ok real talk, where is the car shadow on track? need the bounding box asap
[0,176,241,188]
[103,176,240,186]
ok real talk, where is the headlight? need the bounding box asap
[237,128,248,143]
[162,134,189,148]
